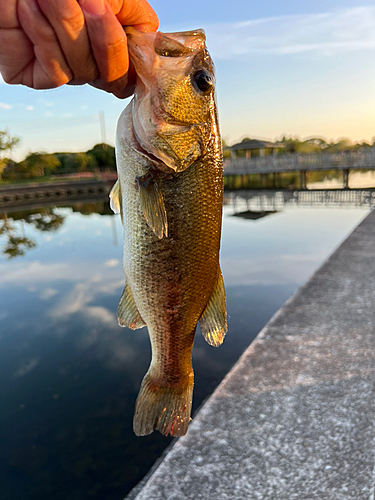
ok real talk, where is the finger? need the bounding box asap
[80,0,129,94]
[108,0,159,32]
[0,28,34,85]
[18,0,72,88]
[36,0,99,84]
[0,0,19,28]
[90,60,136,99]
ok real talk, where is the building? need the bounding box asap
[229,139,284,159]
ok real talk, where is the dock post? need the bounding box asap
[260,174,266,189]
[343,169,350,189]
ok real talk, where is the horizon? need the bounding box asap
[1,0,374,160]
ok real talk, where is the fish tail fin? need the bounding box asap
[133,372,194,437]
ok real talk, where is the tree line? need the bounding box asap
[227,136,375,158]
[0,130,116,182]
[275,136,374,154]
[1,130,375,183]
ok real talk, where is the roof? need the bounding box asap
[230,139,285,151]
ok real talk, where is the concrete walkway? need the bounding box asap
[128,210,375,500]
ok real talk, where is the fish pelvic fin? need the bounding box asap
[133,372,194,437]
[199,270,227,347]
[109,180,122,215]
[136,173,168,239]
[118,283,146,329]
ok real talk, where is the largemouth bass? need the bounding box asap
[110,28,227,437]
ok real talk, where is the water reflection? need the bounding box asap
[0,201,115,259]
[0,195,370,500]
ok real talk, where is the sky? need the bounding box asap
[1,0,375,160]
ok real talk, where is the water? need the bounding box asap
[0,194,369,500]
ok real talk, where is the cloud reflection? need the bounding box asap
[14,358,40,377]
[49,281,119,327]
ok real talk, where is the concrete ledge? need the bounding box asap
[128,210,375,500]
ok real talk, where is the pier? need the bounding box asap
[224,148,375,189]
[127,209,375,500]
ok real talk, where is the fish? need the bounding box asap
[109,28,227,437]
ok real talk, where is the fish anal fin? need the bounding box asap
[199,270,227,347]
[118,283,146,330]
[133,371,193,437]
[109,180,122,214]
[137,173,168,239]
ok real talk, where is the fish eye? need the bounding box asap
[192,70,213,93]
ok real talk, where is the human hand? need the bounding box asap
[0,0,158,98]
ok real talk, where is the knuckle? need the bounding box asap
[61,7,84,33]
[37,23,58,44]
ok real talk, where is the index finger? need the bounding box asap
[108,0,159,32]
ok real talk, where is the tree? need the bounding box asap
[0,130,20,180]
[19,152,61,178]
[73,152,97,172]
[0,216,36,259]
[55,152,98,173]
[86,143,116,170]
[26,209,65,232]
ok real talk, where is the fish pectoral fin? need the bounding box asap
[118,283,146,330]
[137,173,168,239]
[109,180,122,214]
[199,270,227,347]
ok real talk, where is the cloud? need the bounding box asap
[104,259,120,267]
[49,279,122,326]
[38,98,54,107]
[50,282,91,318]
[26,105,34,111]
[205,7,375,59]
[0,261,85,285]
[14,358,39,377]
[83,306,117,327]
[0,102,12,109]
[0,260,125,291]
[40,287,59,300]
[221,252,324,286]
[0,74,4,84]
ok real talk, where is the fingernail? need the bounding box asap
[80,0,106,16]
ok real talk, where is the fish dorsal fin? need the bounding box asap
[199,270,227,347]
[109,180,122,214]
[137,173,168,239]
[118,283,146,330]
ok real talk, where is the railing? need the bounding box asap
[226,189,375,212]
[224,148,375,175]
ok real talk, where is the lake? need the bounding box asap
[0,191,370,500]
